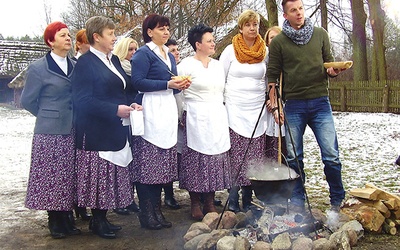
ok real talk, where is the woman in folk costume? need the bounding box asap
[219,9,268,213]
[22,21,81,239]
[72,16,141,239]
[130,14,190,230]
[177,23,231,220]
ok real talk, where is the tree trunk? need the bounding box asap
[350,0,368,81]
[320,0,328,30]
[368,0,387,81]
[265,0,278,27]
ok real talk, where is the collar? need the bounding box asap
[90,46,113,61]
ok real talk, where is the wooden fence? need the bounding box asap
[328,80,400,114]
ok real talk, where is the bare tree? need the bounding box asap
[350,0,368,81]
[265,0,278,27]
[368,0,387,81]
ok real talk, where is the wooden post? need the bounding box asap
[382,84,389,113]
[340,85,346,111]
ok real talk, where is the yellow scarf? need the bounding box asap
[232,33,266,64]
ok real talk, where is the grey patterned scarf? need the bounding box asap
[282,17,314,45]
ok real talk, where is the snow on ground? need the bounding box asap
[0,106,399,232]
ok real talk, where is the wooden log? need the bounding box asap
[382,222,397,235]
[365,183,400,207]
[392,209,400,219]
[385,218,396,227]
[382,198,397,210]
[357,198,389,214]
[355,205,385,232]
[349,187,381,201]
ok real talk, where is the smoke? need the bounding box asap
[326,210,340,231]
[246,158,299,181]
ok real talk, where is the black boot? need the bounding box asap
[241,186,253,212]
[126,200,140,213]
[47,211,66,239]
[90,209,116,239]
[228,186,240,213]
[164,182,180,209]
[154,199,172,228]
[74,206,91,221]
[61,211,81,235]
[138,199,162,230]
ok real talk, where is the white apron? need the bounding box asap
[141,90,178,149]
[185,101,230,155]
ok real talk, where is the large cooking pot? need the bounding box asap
[249,165,299,205]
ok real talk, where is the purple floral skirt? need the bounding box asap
[179,113,231,192]
[25,133,76,211]
[75,149,133,210]
[131,136,178,185]
[229,129,266,186]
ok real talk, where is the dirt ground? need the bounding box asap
[1,189,400,250]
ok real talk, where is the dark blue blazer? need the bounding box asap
[72,51,136,151]
[130,45,178,104]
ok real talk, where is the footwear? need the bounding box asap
[74,206,91,221]
[126,201,140,213]
[61,211,81,235]
[214,199,222,206]
[330,204,341,212]
[202,192,217,215]
[138,199,162,230]
[113,207,130,215]
[189,192,204,221]
[90,209,116,239]
[164,197,181,209]
[47,211,66,239]
[154,199,172,228]
[241,186,253,212]
[228,187,240,213]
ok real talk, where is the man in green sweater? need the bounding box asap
[267,0,346,212]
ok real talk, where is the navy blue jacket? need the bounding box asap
[72,51,136,151]
[130,45,178,104]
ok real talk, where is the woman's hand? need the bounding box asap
[117,105,134,118]
[273,109,285,126]
[327,67,342,77]
[130,103,143,111]
[167,78,191,90]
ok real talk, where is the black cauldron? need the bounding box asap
[249,166,299,205]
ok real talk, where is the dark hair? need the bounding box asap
[282,0,302,13]
[142,14,170,43]
[165,39,177,47]
[187,24,213,51]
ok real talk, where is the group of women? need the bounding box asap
[22,10,284,240]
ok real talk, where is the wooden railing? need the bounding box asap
[328,80,400,114]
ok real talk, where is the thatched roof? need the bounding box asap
[7,67,27,89]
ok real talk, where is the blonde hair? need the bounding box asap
[113,37,138,61]
[237,10,260,30]
[264,26,282,46]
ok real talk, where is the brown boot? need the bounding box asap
[203,192,217,215]
[189,192,204,220]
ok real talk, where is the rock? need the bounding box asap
[271,232,292,250]
[216,236,235,250]
[313,238,335,250]
[233,236,251,250]
[339,220,364,240]
[221,211,238,229]
[187,222,211,233]
[184,233,208,250]
[197,229,231,250]
[311,208,327,223]
[292,237,313,250]
[184,229,208,242]
[202,212,220,229]
[234,212,248,228]
[329,230,351,250]
[346,229,358,247]
[252,241,272,250]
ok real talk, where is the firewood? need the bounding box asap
[364,183,400,207]
[382,198,397,210]
[385,218,396,227]
[392,209,400,220]
[382,221,397,235]
[349,187,381,201]
[357,198,389,214]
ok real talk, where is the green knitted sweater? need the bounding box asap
[267,27,334,100]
